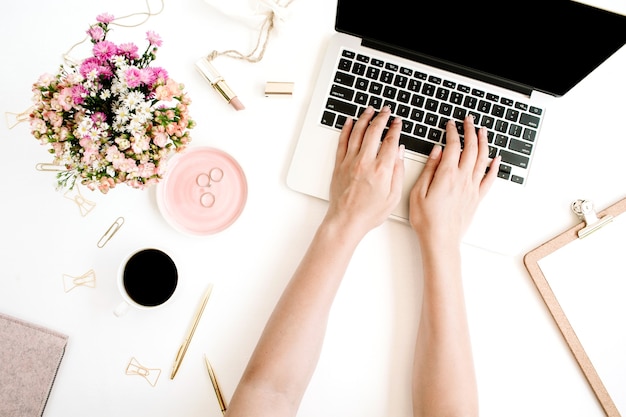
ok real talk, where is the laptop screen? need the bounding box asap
[335,0,626,96]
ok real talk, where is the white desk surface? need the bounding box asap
[1,1,625,416]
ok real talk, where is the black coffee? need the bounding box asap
[123,249,178,307]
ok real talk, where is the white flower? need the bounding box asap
[100,89,111,100]
[124,91,145,110]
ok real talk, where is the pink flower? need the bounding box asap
[57,87,75,111]
[139,68,157,86]
[71,85,87,105]
[117,43,139,60]
[87,25,105,41]
[93,41,117,61]
[146,31,163,47]
[153,131,168,147]
[124,67,142,88]
[96,13,114,24]
[91,112,107,124]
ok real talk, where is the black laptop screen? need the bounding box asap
[335,0,626,96]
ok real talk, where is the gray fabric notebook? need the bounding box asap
[0,313,68,417]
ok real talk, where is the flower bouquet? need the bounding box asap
[29,13,194,193]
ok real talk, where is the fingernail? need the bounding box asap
[381,105,391,113]
[429,144,442,159]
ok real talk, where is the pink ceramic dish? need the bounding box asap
[156,147,247,235]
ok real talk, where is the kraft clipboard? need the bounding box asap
[524,196,626,417]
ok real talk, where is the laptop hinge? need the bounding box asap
[362,39,535,98]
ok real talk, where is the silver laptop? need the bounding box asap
[287,0,626,255]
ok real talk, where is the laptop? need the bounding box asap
[287,0,626,255]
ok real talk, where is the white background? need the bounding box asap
[1,0,625,416]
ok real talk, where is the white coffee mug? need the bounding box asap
[114,248,178,317]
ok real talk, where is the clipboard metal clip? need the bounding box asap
[571,199,613,239]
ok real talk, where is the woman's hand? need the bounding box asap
[409,116,500,248]
[325,105,405,239]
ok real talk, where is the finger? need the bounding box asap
[414,143,443,196]
[346,106,376,156]
[335,116,354,165]
[440,119,461,167]
[389,145,406,204]
[471,126,492,182]
[459,116,479,171]
[479,155,501,199]
[377,115,402,165]
[359,105,392,158]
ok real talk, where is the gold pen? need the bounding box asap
[170,284,214,379]
[204,354,228,415]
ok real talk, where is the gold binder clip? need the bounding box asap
[63,269,96,293]
[125,357,161,387]
[97,217,124,248]
[4,109,31,129]
[571,199,613,239]
[63,187,96,217]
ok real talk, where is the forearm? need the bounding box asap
[412,243,478,417]
[226,218,361,417]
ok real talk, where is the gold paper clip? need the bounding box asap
[125,357,161,387]
[63,269,96,293]
[36,163,66,172]
[4,109,31,129]
[64,187,96,217]
[97,217,124,248]
[571,199,614,239]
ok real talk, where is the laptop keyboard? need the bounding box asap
[320,48,545,185]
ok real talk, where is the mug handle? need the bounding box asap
[114,301,130,317]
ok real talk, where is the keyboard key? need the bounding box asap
[352,63,366,76]
[491,104,505,117]
[425,98,438,111]
[428,75,442,84]
[408,79,422,92]
[397,104,411,118]
[499,149,529,168]
[411,94,425,108]
[381,71,394,83]
[321,111,336,127]
[334,71,355,87]
[523,127,537,142]
[330,84,355,101]
[414,124,428,137]
[428,128,443,141]
[410,108,425,122]
[397,90,411,103]
[505,108,520,122]
[400,134,436,155]
[509,138,533,155]
[342,50,356,59]
[366,67,380,79]
[508,124,522,137]
[338,58,352,71]
[383,86,397,99]
[355,78,369,91]
[450,92,464,105]
[354,92,368,105]
[369,82,383,95]
[326,98,357,116]
[394,75,408,89]
[422,83,436,96]
[520,113,541,128]
[495,134,508,147]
